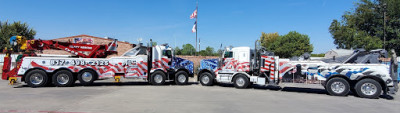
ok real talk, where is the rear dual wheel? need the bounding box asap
[354,79,382,99]
[326,78,350,96]
[175,71,188,85]
[326,77,382,99]
[25,69,48,88]
[52,70,74,87]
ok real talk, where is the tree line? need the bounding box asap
[174,44,220,56]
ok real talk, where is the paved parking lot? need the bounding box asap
[0,79,398,113]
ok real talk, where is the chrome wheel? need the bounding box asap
[235,77,245,87]
[360,83,377,96]
[154,74,163,83]
[330,81,345,94]
[177,74,187,83]
[82,72,93,82]
[30,73,44,85]
[201,75,210,84]
[56,74,70,85]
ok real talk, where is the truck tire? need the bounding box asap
[354,78,382,99]
[233,74,250,89]
[150,71,166,85]
[25,69,48,88]
[199,72,213,86]
[78,70,97,86]
[326,77,350,96]
[175,71,188,85]
[52,70,74,87]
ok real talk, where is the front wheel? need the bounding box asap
[199,72,213,86]
[233,74,250,89]
[354,79,382,99]
[175,71,188,85]
[326,77,350,96]
[25,69,49,88]
[150,71,166,85]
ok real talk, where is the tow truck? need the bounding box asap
[2,36,194,87]
[198,40,398,99]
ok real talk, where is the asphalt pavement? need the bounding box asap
[0,79,398,113]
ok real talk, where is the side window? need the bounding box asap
[224,51,233,58]
[163,50,172,58]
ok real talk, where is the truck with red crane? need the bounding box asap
[2,36,194,87]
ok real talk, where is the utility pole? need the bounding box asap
[195,0,198,56]
[383,3,387,49]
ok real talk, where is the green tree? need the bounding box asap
[174,47,182,55]
[198,46,215,56]
[260,32,279,50]
[269,31,313,58]
[329,0,400,52]
[151,42,157,46]
[205,46,214,55]
[181,44,196,55]
[0,21,36,50]
[198,50,208,56]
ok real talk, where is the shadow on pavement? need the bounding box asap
[13,81,199,88]
[13,81,394,100]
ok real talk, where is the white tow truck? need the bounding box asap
[198,40,398,99]
[3,37,194,87]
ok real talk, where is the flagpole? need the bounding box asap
[195,0,198,56]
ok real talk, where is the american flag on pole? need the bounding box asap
[190,9,197,19]
[192,21,197,33]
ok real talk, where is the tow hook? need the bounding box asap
[8,77,17,85]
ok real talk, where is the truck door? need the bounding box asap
[218,51,234,81]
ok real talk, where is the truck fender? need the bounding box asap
[176,68,193,77]
[197,69,215,81]
[231,72,251,82]
[22,68,48,82]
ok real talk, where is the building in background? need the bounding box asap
[41,34,135,58]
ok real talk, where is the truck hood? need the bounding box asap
[171,57,194,74]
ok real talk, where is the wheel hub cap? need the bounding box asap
[178,74,186,83]
[82,72,93,82]
[361,83,377,96]
[236,77,245,87]
[331,82,345,93]
[57,74,69,84]
[154,74,163,83]
[201,75,209,84]
[30,73,44,85]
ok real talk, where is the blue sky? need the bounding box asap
[0,0,358,53]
